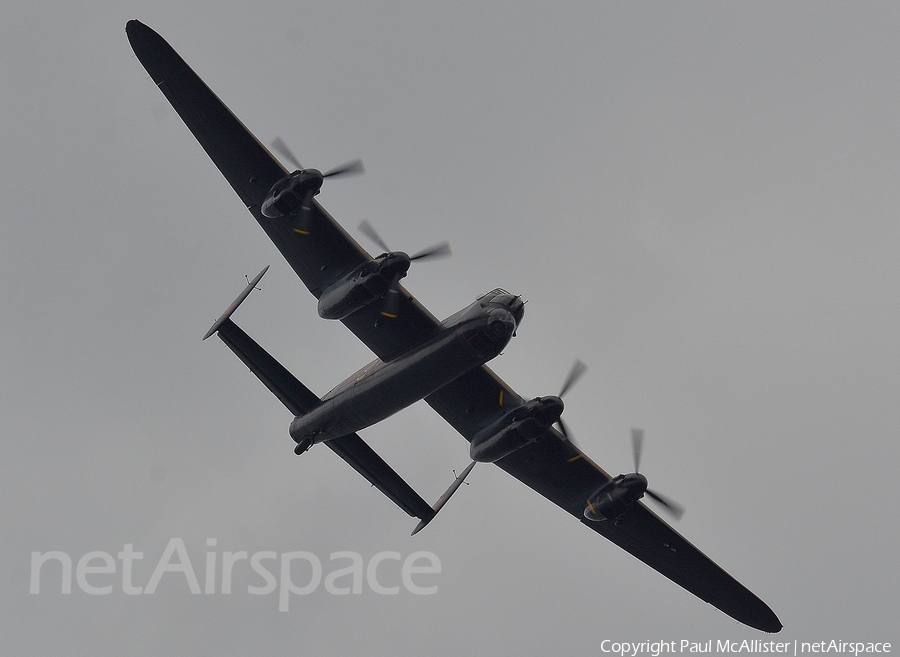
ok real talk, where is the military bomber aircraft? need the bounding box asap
[126,20,781,633]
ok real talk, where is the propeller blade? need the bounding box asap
[631,427,644,474]
[558,359,587,398]
[270,136,303,170]
[410,241,452,261]
[646,489,685,521]
[556,416,580,448]
[553,359,585,444]
[380,272,404,318]
[323,159,365,178]
[292,190,315,235]
[358,219,391,254]
[359,220,451,262]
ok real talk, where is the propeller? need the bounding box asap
[555,359,587,442]
[322,159,365,178]
[357,219,451,318]
[631,427,644,473]
[630,427,685,520]
[271,136,365,179]
[269,137,365,233]
[358,219,451,261]
[381,271,405,319]
[358,218,391,253]
[271,136,303,170]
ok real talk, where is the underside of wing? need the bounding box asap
[127,21,367,298]
[130,20,779,632]
[503,433,780,631]
[127,20,443,361]
[585,502,782,632]
[427,364,781,632]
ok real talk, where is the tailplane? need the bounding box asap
[202,268,448,528]
[203,267,318,417]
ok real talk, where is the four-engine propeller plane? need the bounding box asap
[126,20,781,632]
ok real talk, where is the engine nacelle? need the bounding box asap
[317,253,412,320]
[469,396,564,462]
[583,473,648,522]
[260,169,324,219]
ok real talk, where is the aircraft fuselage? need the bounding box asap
[290,289,524,449]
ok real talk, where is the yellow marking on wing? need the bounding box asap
[567,454,583,462]
[292,228,311,235]
[379,311,399,319]
[498,389,504,407]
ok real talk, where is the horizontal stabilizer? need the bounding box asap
[412,460,476,535]
[214,318,319,416]
[209,318,435,522]
[326,434,436,522]
[203,266,269,340]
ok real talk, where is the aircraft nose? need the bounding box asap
[487,308,516,338]
[508,295,525,324]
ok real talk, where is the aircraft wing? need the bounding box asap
[126,20,438,361]
[502,435,781,632]
[425,368,781,632]
[127,20,779,632]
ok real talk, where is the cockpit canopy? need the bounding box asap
[478,288,511,301]
[478,289,524,326]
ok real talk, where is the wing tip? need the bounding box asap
[125,19,153,45]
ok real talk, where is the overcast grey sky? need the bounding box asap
[3,2,899,654]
